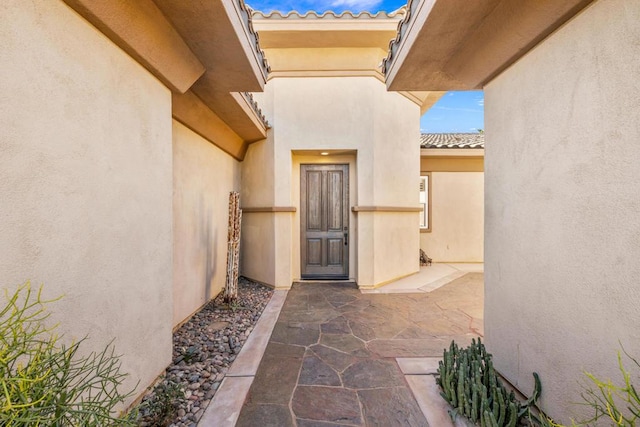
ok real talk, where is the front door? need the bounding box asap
[300,164,349,279]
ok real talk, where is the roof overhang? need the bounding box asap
[384,0,595,91]
[62,0,269,159]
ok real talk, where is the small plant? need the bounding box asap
[228,298,244,311]
[437,338,542,427]
[182,345,200,364]
[138,379,184,426]
[0,281,137,426]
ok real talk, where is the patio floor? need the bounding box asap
[199,265,483,426]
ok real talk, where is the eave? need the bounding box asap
[384,0,595,91]
[153,0,268,92]
[172,91,267,161]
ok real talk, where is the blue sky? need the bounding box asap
[247,0,485,133]
[421,91,484,133]
[246,0,407,13]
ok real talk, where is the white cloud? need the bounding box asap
[435,106,483,113]
[330,0,382,9]
[477,98,485,106]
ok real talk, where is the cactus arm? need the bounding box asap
[472,383,479,422]
[506,402,518,427]
[497,388,506,425]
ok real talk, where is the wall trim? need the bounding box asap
[242,206,297,213]
[267,70,384,82]
[351,206,422,212]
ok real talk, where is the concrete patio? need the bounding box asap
[199,264,483,426]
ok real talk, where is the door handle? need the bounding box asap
[344,232,348,245]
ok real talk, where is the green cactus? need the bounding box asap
[472,382,479,421]
[436,338,543,426]
[507,402,518,427]
[496,387,506,425]
[484,410,498,427]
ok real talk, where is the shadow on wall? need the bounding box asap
[198,195,217,303]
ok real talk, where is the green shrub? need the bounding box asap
[0,282,137,426]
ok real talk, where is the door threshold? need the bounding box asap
[294,279,357,286]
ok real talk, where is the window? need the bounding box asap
[420,174,430,231]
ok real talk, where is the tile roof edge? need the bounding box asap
[241,92,270,129]
[382,0,416,75]
[251,8,406,20]
[420,132,485,149]
[238,0,271,74]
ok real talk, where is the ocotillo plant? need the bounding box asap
[436,338,541,427]
[223,191,242,304]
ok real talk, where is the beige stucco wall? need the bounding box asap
[240,130,279,286]
[421,172,484,262]
[0,0,173,407]
[484,0,640,421]
[242,75,420,288]
[172,120,240,325]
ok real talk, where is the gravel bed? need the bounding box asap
[138,277,273,426]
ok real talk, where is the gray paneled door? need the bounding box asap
[300,164,349,279]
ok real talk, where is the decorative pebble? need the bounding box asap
[136,278,273,427]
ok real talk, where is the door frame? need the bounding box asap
[300,163,350,279]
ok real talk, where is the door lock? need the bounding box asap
[344,232,348,245]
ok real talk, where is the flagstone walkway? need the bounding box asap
[219,272,482,426]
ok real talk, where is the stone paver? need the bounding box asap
[299,355,342,386]
[358,387,429,427]
[293,386,362,424]
[234,273,483,426]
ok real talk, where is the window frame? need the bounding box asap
[419,172,431,233]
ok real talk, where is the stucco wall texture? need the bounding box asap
[241,131,279,286]
[0,0,173,405]
[485,0,640,420]
[172,120,240,325]
[421,172,484,262]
